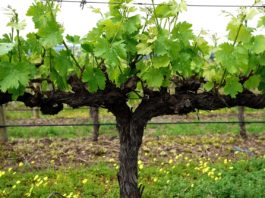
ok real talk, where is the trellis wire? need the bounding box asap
[51,0,265,8]
[1,121,265,128]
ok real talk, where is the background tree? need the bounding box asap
[0,0,265,197]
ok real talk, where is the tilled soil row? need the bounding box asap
[1,134,265,170]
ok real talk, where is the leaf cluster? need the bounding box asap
[0,0,265,100]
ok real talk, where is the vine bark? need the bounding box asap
[116,116,145,198]
[238,106,247,139]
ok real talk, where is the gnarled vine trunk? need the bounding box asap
[238,106,247,139]
[117,117,145,198]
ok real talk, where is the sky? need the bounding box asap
[0,0,264,43]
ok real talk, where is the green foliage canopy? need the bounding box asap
[0,0,265,102]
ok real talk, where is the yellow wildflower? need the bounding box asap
[0,171,5,177]
[82,179,88,184]
[18,162,24,167]
[34,175,39,181]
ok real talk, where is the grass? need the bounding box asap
[1,157,265,198]
[7,126,117,139]
[1,104,265,197]
[149,122,265,136]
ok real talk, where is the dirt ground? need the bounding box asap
[1,134,265,170]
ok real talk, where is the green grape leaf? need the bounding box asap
[105,50,120,66]
[215,43,248,74]
[203,68,220,82]
[90,7,102,15]
[136,43,152,55]
[125,37,137,55]
[227,20,252,43]
[203,81,214,91]
[83,67,106,92]
[0,34,12,43]
[0,43,15,56]
[54,50,72,77]
[94,40,127,65]
[223,76,243,98]
[50,66,68,89]
[258,16,265,27]
[9,86,26,100]
[155,4,173,18]
[154,30,170,56]
[94,38,109,57]
[27,1,63,48]
[85,27,101,43]
[123,15,141,34]
[0,62,35,92]
[81,43,93,53]
[244,75,261,90]
[258,54,265,66]
[107,66,123,86]
[99,18,122,39]
[245,8,258,20]
[196,37,210,55]
[154,2,180,18]
[66,35,80,44]
[252,35,265,54]
[167,40,181,57]
[172,22,194,45]
[38,20,64,48]
[27,2,47,28]
[152,55,170,68]
[109,0,132,17]
[142,68,164,88]
[136,60,149,73]
[171,52,192,77]
[26,33,43,54]
[112,41,127,60]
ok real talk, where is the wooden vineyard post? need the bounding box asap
[238,106,247,139]
[33,107,40,119]
[32,84,41,119]
[89,107,100,141]
[0,105,7,143]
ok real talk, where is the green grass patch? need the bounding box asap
[149,123,265,136]
[5,122,265,139]
[1,158,265,198]
[7,126,117,139]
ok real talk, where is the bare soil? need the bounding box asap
[1,134,265,170]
